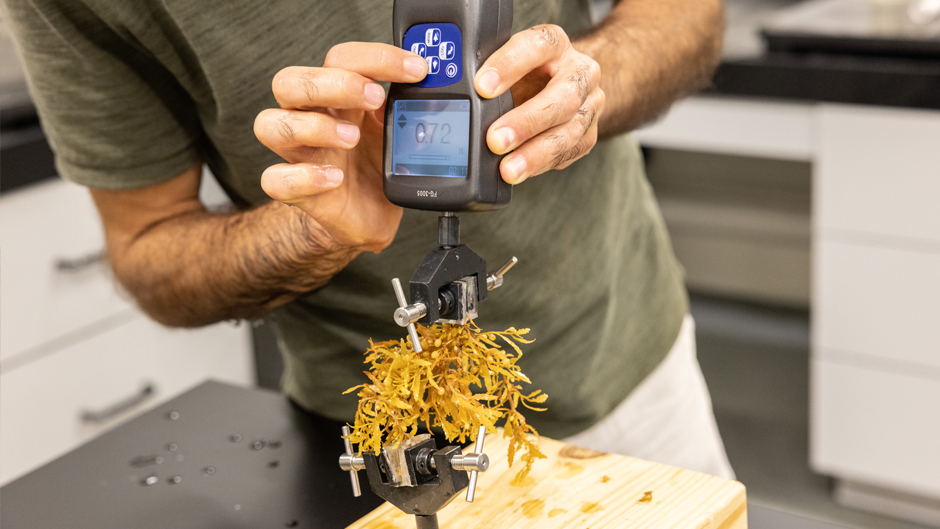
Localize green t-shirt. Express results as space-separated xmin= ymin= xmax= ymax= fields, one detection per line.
xmin=4 ymin=0 xmax=688 ymax=439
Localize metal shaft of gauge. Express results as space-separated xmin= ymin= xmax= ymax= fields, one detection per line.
xmin=341 ymin=1 xmax=518 ymax=528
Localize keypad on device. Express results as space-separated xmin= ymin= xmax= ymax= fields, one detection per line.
xmin=403 ymin=23 xmax=463 ymax=88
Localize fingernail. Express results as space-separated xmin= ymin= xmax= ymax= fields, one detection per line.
xmin=364 ymin=83 xmax=385 ymax=107
xmin=325 ymin=167 xmax=344 ymax=185
xmin=504 ymin=155 xmax=527 ymax=183
xmin=336 ymin=123 xmax=360 ymax=145
xmin=477 ymin=69 xmax=500 ymax=97
xmin=404 ymin=56 xmax=427 ymax=79
xmin=493 ymin=127 xmax=516 ymax=152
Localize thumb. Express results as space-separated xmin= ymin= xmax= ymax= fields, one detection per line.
xmin=261 ymin=163 xmax=344 ymax=206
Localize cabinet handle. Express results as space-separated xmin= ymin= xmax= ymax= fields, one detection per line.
xmin=55 ymin=250 xmax=106 ymax=272
xmin=80 ymin=383 xmax=155 ymax=423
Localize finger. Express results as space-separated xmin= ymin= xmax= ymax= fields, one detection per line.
xmin=499 ymin=90 xmax=603 ymax=184
xmin=487 ymin=57 xmax=600 ymax=154
xmin=474 ymin=25 xmax=570 ymax=99
xmin=254 ymin=109 xmax=360 ymax=159
xmin=323 ymin=42 xmax=428 ymax=83
xmin=554 ymin=121 xmax=599 ymax=171
xmin=273 ymin=67 xmax=388 ymax=111
xmin=261 ymin=163 xmax=344 ymax=203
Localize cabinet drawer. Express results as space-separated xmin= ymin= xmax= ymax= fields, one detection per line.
xmin=811 ymin=358 xmax=940 ymax=499
xmin=0 ymin=179 xmax=131 ymax=362
xmin=635 ymin=96 xmax=815 ymax=161
xmin=814 ymin=239 xmax=940 ymax=369
xmin=0 ymin=316 xmax=253 ymax=486
xmin=816 ymin=104 xmax=940 ymax=243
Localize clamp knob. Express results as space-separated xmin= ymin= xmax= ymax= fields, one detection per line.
xmin=339 ymin=426 xmax=365 ymax=497
xmin=394 ymin=303 xmax=428 ymax=327
xmin=450 ymin=453 xmax=489 ymax=472
xmin=486 ymin=257 xmax=518 ymax=291
xmin=392 ymin=278 xmax=424 ymax=353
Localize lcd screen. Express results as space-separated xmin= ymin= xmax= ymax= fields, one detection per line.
xmin=392 ymin=99 xmax=470 ymax=177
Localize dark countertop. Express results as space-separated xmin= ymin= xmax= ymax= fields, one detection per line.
xmin=713 ymin=0 xmax=940 ymax=109
xmin=713 ymin=52 xmax=940 ymax=110
xmin=0 ymin=381 xmax=386 ymax=529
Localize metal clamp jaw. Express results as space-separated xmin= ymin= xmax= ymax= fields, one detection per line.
xmin=338 ymin=427 xmax=490 ymax=528
xmin=391 ymin=213 xmax=518 ymax=353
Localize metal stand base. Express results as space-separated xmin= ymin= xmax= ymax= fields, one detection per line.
xmin=415 ymin=513 xmax=440 ymax=529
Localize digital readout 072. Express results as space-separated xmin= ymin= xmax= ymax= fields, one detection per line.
xmin=391 ymin=99 xmax=470 ymax=178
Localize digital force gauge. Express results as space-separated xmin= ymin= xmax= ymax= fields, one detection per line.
xmin=383 ymin=0 xmax=514 ymax=212
xmin=338 ymin=4 xmax=518 ymax=526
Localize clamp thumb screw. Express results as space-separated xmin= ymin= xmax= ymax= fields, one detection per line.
xmin=392 ymin=278 xmax=423 ymax=352
xmin=339 ymin=426 xmax=365 ymax=497
xmin=466 ymin=426 xmax=488 ymax=502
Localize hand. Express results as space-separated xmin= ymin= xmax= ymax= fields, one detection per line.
xmin=474 ymin=25 xmax=605 ymax=184
xmin=254 ymin=43 xmax=428 ymax=253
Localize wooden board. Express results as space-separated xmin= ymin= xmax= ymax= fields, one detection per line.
xmin=348 ymin=433 xmax=747 ymax=529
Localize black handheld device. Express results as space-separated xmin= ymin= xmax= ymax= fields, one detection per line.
xmin=383 ymin=0 xmax=514 ymax=212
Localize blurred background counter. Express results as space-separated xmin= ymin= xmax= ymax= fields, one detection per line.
xmin=637 ymin=0 xmax=940 ymax=527
xmin=2 ymin=1 xmax=939 ymax=528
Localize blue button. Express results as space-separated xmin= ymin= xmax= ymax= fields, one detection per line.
xmin=425 ymin=28 xmax=441 ymax=46
xmin=427 ymin=56 xmax=440 ymax=74
xmin=410 ymin=43 xmax=426 ymax=57
xmin=439 ymin=41 xmax=455 ymax=60
xmin=403 ymin=23 xmax=462 ymax=88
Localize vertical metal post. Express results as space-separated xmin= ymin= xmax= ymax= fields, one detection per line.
xmin=438 ymin=212 xmax=460 ymax=247
xmin=415 ymin=514 xmax=440 ymax=529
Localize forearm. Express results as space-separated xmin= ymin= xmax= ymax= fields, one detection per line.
xmin=104 ymin=199 xmax=358 ymax=327
xmin=574 ymin=0 xmax=724 ymax=137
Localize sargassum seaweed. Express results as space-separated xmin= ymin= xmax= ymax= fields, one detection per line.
xmin=344 ymin=321 xmax=547 ymax=484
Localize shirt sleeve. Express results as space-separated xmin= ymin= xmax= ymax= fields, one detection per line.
xmin=1 ymin=0 xmax=201 ymax=189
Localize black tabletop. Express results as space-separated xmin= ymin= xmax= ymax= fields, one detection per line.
xmin=713 ymin=52 xmax=940 ymax=110
xmin=713 ymin=0 xmax=940 ymax=110
xmin=0 ymin=381 xmax=385 ymax=529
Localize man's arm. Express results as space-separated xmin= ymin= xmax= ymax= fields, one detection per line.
xmin=472 ymin=0 xmax=724 ymax=184
xmin=91 ymin=164 xmax=358 ymax=327
xmin=574 ymin=0 xmax=725 ymax=137
xmin=89 ymin=43 xmax=428 ymax=328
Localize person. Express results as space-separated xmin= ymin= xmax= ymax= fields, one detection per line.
xmin=3 ymin=0 xmax=733 ymax=478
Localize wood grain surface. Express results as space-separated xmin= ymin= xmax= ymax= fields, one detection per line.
xmin=347 ymin=433 xmax=747 ymax=528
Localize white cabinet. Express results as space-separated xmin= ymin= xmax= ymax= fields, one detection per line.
xmin=639 ymin=97 xmax=940 ymax=522
xmin=0 ymin=177 xmax=255 ymax=486
xmin=811 ymin=358 xmax=940 ymax=499
xmin=635 ymin=97 xmax=815 ymax=161
xmin=816 ymin=105 xmax=940 ymax=244
xmin=815 ymin=240 xmax=940 ymax=370
xmin=811 ymin=106 xmax=940 ymax=521
xmin=0 ymin=179 xmax=132 ymax=363
xmin=0 ymin=316 xmax=252 ymax=485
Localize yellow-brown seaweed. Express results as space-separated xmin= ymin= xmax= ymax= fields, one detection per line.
xmin=344 ymin=321 xmax=547 ymax=484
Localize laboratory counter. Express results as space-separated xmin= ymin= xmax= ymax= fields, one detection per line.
xmin=0 ymin=381 xmax=748 ymax=529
